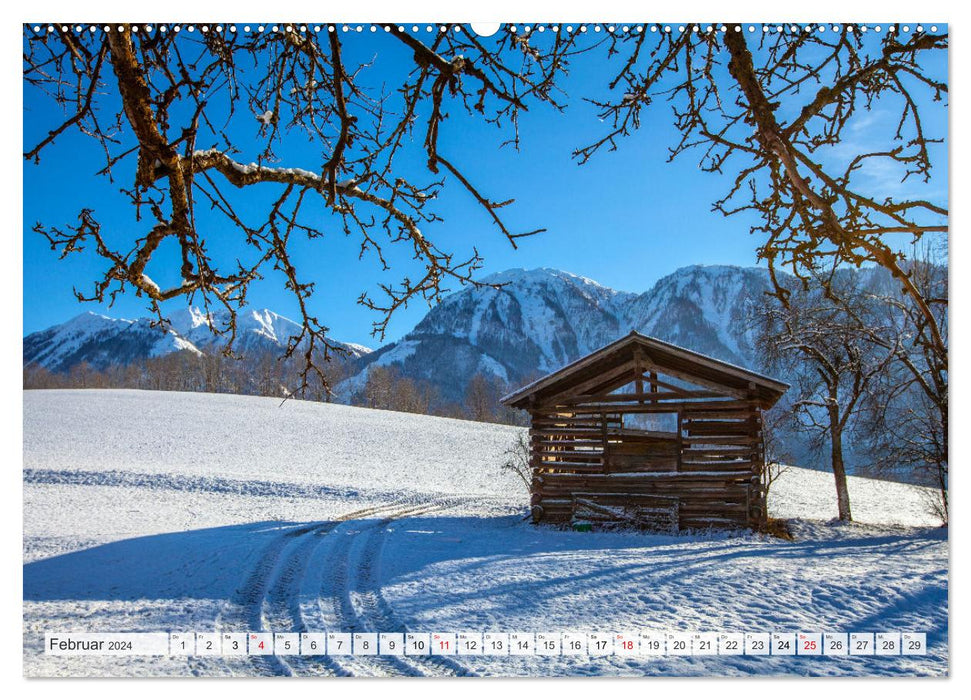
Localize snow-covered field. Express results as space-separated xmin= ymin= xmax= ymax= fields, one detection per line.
xmin=23 ymin=389 xmax=948 ymax=677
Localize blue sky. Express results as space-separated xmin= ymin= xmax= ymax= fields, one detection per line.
xmin=22 ymin=26 xmax=948 ymax=348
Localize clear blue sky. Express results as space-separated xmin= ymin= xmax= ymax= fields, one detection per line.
xmin=22 ymin=26 xmax=948 ymax=348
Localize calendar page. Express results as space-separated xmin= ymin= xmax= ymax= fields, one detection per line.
xmin=21 ymin=2 xmax=949 ymax=682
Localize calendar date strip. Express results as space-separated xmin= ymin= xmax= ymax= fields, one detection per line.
xmin=44 ymin=631 xmax=928 ymax=657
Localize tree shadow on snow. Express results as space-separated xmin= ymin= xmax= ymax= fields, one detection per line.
xmin=23 ymin=512 xmax=947 ymax=642
xmin=375 ymin=514 xmax=948 ymax=647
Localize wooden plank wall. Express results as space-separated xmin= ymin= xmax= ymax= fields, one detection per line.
xmin=679 ymin=403 xmax=764 ymax=528
xmin=529 ymin=400 xmax=765 ymax=530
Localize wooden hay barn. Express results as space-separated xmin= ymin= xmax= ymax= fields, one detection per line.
xmin=500 ymin=331 xmax=789 ymax=532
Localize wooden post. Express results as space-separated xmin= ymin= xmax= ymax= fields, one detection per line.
xmin=754 ymin=405 xmax=767 ymax=527
xmin=676 ymin=410 xmax=683 ymax=472
xmin=600 ymin=411 xmax=609 ymax=472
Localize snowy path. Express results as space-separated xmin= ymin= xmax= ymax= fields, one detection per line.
xmin=294 ymin=501 xmax=474 ymax=677
xmin=210 ymin=500 xmax=476 ymax=678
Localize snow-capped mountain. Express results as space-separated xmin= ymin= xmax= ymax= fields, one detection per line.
xmin=164 ymin=307 xmax=373 ymax=358
xmin=23 ymin=312 xmax=201 ymax=373
xmin=24 ymin=307 xmax=371 ymax=373
xmin=337 ymin=265 xmax=779 ymax=403
xmin=415 ymin=268 xmax=637 ymax=373
xmin=624 ymin=265 xmax=773 ymax=367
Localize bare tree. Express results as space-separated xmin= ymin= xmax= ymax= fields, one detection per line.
xmin=500 ymin=430 xmax=532 ymax=495
xmin=583 ymin=24 xmax=947 ymax=365
xmin=856 ymin=245 xmax=948 ymax=522
xmin=24 ymin=364 xmax=58 ymax=389
xmin=759 ymin=402 xmax=796 ymax=512
xmin=358 ymin=364 xmax=434 ymax=414
xmin=576 ymin=19 xmax=948 ymax=518
xmin=67 ymin=361 xmax=96 ymax=388
xmin=24 ymin=23 xmax=583 ymax=393
xmin=464 ymin=372 xmax=502 ymax=422
xmin=362 ymin=365 xmax=395 ymax=410
xmin=760 ymin=273 xmax=897 ymax=521
xmin=24 ymin=24 xmax=948 ymax=425
xmin=390 ymin=372 xmax=436 ymax=414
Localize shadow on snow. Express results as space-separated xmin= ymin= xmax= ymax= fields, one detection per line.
xmin=22 ymin=515 xmax=947 ymax=676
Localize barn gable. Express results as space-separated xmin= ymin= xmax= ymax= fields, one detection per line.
xmin=500 ymin=331 xmax=789 ymax=531
xmin=501 ymin=331 xmax=788 ymax=411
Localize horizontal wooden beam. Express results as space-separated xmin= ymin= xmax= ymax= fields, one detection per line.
xmin=566 ymin=399 xmax=756 ymax=415
xmin=562 ymin=390 xmax=723 ymax=405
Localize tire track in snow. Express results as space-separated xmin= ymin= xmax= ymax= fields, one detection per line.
xmin=340 ymin=503 xmax=453 ymax=677
xmin=258 ymin=520 xmax=346 ymax=677
xmin=23 ymin=467 xmax=411 ymax=504
xmin=295 ymin=500 xmax=475 ymax=677
xmin=298 ymin=503 xmax=443 ymax=676
xmin=207 ymin=500 xmax=470 ymax=677
xmin=213 ymin=502 xmax=408 ymax=677
xmin=253 ymin=501 xmax=428 ymax=677
xmin=348 ymin=506 xmax=477 ymax=677
xmin=225 ymin=522 xmax=326 ymax=676
xmin=248 ymin=522 xmax=331 ymax=676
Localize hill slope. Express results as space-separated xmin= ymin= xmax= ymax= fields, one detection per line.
xmin=23 ymin=389 xmax=939 ymax=527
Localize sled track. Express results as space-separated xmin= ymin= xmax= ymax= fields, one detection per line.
xmin=220 ymin=499 xmax=473 ymax=677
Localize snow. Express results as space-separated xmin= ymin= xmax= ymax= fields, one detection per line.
xmin=148 ymin=329 xmax=202 ymax=358
xmin=335 ymin=266 xmax=643 ymax=397
xmin=768 ymin=466 xmax=938 ymax=527
xmin=166 ymin=305 xmax=211 ymax=332
xmin=336 ymin=265 xmax=787 ymax=403
xmin=23 ymin=390 xmax=947 ymax=677
xmin=24 ymin=312 xmax=206 ymax=371
xmin=625 ymin=264 xmax=772 ymax=364
xmin=379 ymin=516 xmax=945 ymax=677
xmin=23 ymin=390 xmax=518 ymax=498
xmin=477 ymin=353 xmax=509 ymax=382
xmin=276 ymin=166 xmax=319 ymax=180
xmin=371 ymin=339 xmax=420 ymax=367
xmin=471 ymin=268 xmax=637 ymax=371
xmin=35 ymin=312 xmax=128 ymax=356
xmin=139 ymin=274 xmax=160 ymax=293
xmin=152 ymin=306 xmax=370 ymax=359
xmin=245 ymin=309 xmax=287 ymax=342
xmin=335 ymin=340 xmax=422 ymax=398
xmin=191 ymin=152 xmax=325 ymax=183
xmin=341 ymin=341 xmax=373 ymax=357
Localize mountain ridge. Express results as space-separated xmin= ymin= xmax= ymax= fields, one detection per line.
xmin=23 ymin=306 xmax=372 ymax=373
xmin=334 ymin=263 xmax=781 ymax=404
xmin=24 ymin=264 xmax=788 ymax=396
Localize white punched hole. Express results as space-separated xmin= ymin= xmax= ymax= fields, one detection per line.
xmin=34 ymin=20 xmax=935 ymax=40
xmin=470 ymin=23 xmax=502 ymax=37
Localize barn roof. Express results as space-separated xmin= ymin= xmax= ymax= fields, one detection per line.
xmin=500 ymin=330 xmax=789 ymax=410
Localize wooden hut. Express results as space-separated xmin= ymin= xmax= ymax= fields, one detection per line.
xmin=500 ymin=331 xmax=789 ymax=532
